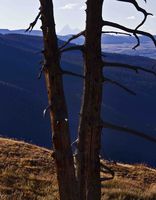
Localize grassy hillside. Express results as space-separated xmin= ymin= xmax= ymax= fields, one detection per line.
xmin=0 ymin=138 xmax=156 ymax=200
xmin=0 ymin=138 xmax=58 ymax=200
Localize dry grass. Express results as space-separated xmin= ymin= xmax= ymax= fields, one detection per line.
xmin=0 ymin=137 xmax=156 ymax=200
xmin=0 ymin=138 xmax=58 ymax=200
xmin=101 ymin=160 xmax=156 ymax=200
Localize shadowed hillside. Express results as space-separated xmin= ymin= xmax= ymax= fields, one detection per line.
xmin=0 ymin=138 xmax=156 ymax=200
xmin=0 ymin=34 xmax=156 ymax=166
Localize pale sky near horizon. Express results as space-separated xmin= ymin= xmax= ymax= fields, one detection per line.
xmin=0 ymin=0 xmax=156 ymax=34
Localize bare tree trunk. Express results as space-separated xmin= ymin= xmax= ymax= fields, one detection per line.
xmin=77 ymin=0 xmax=104 ymax=200
xmin=39 ymin=1 xmax=78 ymax=200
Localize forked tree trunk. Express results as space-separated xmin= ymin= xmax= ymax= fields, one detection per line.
xmin=39 ymin=1 xmax=78 ymax=200
xmin=77 ymin=0 xmax=104 ymax=200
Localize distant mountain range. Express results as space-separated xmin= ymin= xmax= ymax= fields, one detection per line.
xmin=0 ymin=25 xmax=81 ymax=37
xmin=0 ymin=33 xmax=156 ymax=166
xmin=0 ymin=28 xmax=155 ymax=59
xmin=0 ymin=29 xmax=42 ymax=36
xmin=59 ymin=34 xmax=156 ymax=59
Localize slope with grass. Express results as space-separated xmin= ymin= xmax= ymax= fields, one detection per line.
xmin=0 ymin=138 xmax=156 ymax=200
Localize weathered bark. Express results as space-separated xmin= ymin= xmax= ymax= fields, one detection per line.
xmin=77 ymin=0 xmax=104 ymax=200
xmin=39 ymin=1 xmax=78 ymax=200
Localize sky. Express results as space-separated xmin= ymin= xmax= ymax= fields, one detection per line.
xmin=0 ymin=0 xmax=156 ymax=34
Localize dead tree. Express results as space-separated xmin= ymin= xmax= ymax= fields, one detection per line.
xmin=27 ymin=1 xmax=78 ymax=200
xmin=76 ymin=0 xmax=104 ymax=200
xmin=76 ymin=0 xmax=156 ymax=200
xmin=28 ymin=0 xmax=156 ymax=200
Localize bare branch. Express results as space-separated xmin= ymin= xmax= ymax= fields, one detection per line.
xmin=102 ymin=31 xmax=131 ymax=36
xmin=104 ymin=0 xmax=152 ymax=49
xmin=117 ymin=0 xmax=152 ymax=31
xmin=128 ymin=0 xmax=153 ymax=49
xmin=132 ymin=33 xmax=140 ymax=49
xmin=26 ymin=12 xmax=41 ymax=32
xmin=102 ymin=121 xmax=156 ymax=143
xmin=103 ymin=61 xmax=156 ymax=76
xmin=100 ymin=177 xmax=114 ymax=181
xmin=117 ymin=0 xmax=152 ymax=20
xmin=71 ymin=139 xmax=78 ymax=147
xmin=103 ymin=77 xmax=136 ymax=95
xmin=103 ymin=21 xmax=156 ymax=47
xmin=62 ymin=70 xmax=84 ymax=79
xmin=59 ymin=31 xmax=85 ymax=50
xmin=100 ymin=162 xmax=115 ymax=177
xmin=43 ymin=104 xmax=52 ymax=118
xmin=103 ymin=61 xmax=137 ymax=73
xmin=60 ymin=45 xmax=84 ymax=53
xmin=38 ymin=64 xmax=45 ymax=79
